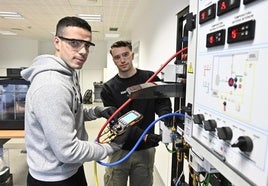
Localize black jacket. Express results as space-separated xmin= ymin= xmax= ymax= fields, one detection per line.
xmin=100 ymin=69 xmax=172 ymax=150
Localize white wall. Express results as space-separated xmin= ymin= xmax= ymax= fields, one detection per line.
xmin=0 ymin=38 xmax=108 ymax=96
xmin=0 ymin=38 xmax=38 ymax=75
xmin=38 ymin=40 xmax=55 ymax=55
xmin=131 ymin=0 xmax=188 ymax=70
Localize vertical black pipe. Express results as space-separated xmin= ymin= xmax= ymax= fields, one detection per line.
xmin=171 ymin=6 xmax=189 ymax=186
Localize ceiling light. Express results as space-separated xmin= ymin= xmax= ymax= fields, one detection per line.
xmin=77 ymin=14 xmax=102 ymax=22
xmin=0 ymin=30 xmax=17 ymax=35
xmin=11 ymin=28 xmax=23 ymax=31
xmin=105 ymin=33 xmax=120 ymax=38
xmin=0 ymin=11 xmax=24 ymax=19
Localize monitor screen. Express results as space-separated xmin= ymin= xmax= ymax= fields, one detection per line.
xmin=0 ymin=78 xmax=30 ymax=130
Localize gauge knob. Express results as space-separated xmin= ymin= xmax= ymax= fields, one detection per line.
xmin=217 ymin=127 xmax=233 ymax=140
xmin=203 ymin=119 xmax=217 ymax=131
xmin=231 ymin=136 xmax=253 ymax=152
xmin=114 ymin=125 xmax=122 ymax=131
xmin=193 ymin=114 xmax=205 ymax=125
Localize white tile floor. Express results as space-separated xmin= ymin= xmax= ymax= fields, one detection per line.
xmin=3 ymin=114 xmax=164 ymax=186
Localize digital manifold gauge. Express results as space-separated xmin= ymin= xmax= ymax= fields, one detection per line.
xmin=109 ymin=110 xmax=143 ymax=135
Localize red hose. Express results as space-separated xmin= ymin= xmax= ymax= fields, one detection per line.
xmin=96 ymin=47 xmax=188 ymax=143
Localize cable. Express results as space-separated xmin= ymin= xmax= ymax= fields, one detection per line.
xmin=97 ymin=112 xmax=185 ymax=166
xmin=165 ymin=143 xmax=177 ymax=153
xmin=175 ymin=171 xmax=184 ymax=186
xmin=145 ymin=48 xmax=188 ymax=83
xmin=203 ymin=173 xmax=210 ymax=186
xmin=94 ymin=160 xmax=99 ymax=186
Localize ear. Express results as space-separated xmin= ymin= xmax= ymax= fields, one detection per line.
xmin=54 ymin=36 xmax=60 ymax=51
xmin=131 ymin=52 xmax=134 ymax=60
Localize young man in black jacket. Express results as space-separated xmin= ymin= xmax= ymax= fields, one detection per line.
xmin=101 ymin=40 xmax=172 ymax=186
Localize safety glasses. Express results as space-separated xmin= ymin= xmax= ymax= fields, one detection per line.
xmin=112 ymin=52 xmax=132 ymax=61
xmin=57 ymin=36 xmax=95 ymax=51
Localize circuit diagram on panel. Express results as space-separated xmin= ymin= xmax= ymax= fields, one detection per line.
xmin=197 ymin=50 xmax=257 ymax=123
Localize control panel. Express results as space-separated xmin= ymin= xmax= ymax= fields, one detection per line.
xmin=189 ymin=0 xmax=268 ymax=185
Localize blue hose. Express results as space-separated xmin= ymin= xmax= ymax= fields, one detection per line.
xmin=97 ymin=112 xmax=185 ymax=166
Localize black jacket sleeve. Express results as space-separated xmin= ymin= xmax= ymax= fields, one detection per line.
xmin=155 ymin=98 xmax=172 ymax=116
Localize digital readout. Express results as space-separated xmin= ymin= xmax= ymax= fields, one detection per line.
xmin=120 ymin=112 xmax=139 ymax=125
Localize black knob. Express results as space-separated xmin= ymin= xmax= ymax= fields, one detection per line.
xmin=203 ymin=119 xmax=217 ymax=131
xmin=193 ymin=114 xmax=205 ymax=125
xmin=231 ymin=136 xmax=253 ymax=152
xmin=114 ymin=124 xmax=122 ymax=131
xmin=217 ymin=127 xmax=233 ymax=140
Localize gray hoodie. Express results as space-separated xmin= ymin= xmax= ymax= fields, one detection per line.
xmin=21 ymin=54 xmax=114 ymax=182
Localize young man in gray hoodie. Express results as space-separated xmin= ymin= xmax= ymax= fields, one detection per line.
xmin=21 ymin=16 xmax=127 ymax=186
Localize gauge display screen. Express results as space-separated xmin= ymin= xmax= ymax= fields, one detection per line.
xmin=120 ymin=112 xmax=140 ymax=125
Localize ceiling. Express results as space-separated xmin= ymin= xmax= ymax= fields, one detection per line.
xmin=0 ymin=0 xmax=140 ymax=42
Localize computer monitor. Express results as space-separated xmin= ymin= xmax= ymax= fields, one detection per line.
xmin=0 ymin=78 xmax=30 ymax=130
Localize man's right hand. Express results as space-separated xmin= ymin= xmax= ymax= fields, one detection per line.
xmin=93 ymin=106 xmax=117 ymax=119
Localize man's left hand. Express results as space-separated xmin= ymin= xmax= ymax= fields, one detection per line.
xmin=145 ymin=134 xmax=162 ymax=145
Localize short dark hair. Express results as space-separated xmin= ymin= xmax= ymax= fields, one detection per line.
xmin=55 ymin=16 xmax=92 ymax=36
xmin=110 ymin=40 xmax=132 ymax=55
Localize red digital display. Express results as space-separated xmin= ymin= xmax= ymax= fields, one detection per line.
xmin=206 ymin=29 xmax=226 ymax=48
xmin=201 ymin=11 xmax=207 ymax=20
xmin=227 ymin=20 xmax=255 ymax=43
xmin=220 ymin=1 xmax=227 ymax=11
xmin=217 ymin=0 xmax=240 ymax=16
xmin=231 ymin=28 xmax=238 ymax=39
xmin=209 ymin=35 xmax=215 ymax=44
xmin=199 ymin=4 xmax=216 ymax=24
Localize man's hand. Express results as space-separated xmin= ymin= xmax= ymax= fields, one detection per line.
xmin=144 ymin=134 xmax=162 ymax=146
xmin=94 ymin=106 xmax=117 ymax=119
xmin=162 ymin=117 xmax=172 ymax=127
